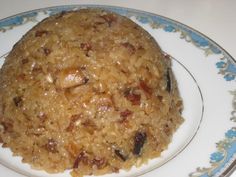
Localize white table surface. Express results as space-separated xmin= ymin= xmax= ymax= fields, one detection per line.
xmin=0 ymin=0 xmax=236 ymax=177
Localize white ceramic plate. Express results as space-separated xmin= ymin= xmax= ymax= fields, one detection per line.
xmin=0 ymin=5 xmax=235 ymax=177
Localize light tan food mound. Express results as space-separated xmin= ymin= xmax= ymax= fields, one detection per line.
xmin=0 ymin=9 xmax=183 ymax=177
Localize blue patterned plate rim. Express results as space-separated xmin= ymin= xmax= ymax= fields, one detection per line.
xmin=0 ymin=4 xmax=236 ymax=177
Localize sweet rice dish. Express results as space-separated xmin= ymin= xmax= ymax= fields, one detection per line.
xmin=0 ymin=9 xmax=184 ymax=177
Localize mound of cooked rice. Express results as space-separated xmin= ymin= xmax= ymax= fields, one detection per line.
xmin=0 ymin=9 xmax=183 ymax=177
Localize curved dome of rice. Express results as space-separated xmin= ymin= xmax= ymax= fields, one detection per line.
xmin=0 ymin=9 xmax=183 ymax=177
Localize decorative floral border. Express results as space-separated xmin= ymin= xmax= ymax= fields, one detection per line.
xmin=189 ymin=91 xmax=236 ymax=177
xmin=0 ymin=5 xmax=235 ymax=82
xmin=0 ymin=5 xmax=235 ymax=177
xmin=0 ymin=11 xmax=38 ymax=32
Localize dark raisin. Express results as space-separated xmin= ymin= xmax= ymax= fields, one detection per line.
xmin=157 ymin=95 xmax=163 ymax=101
xmin=73 ymin=151 xmax=87 ymax=168
xmin=66 ymin=114 xmax=81 ymax=132
xmin=21 ymin=58 xmax=29 ymax=64
xmin=45 ymin=139 xmax=58 ymax=153
xmin=137 ymin=45 xmax=145 ymax=50
xmin=80 ymin=43 xmax=92 ymax=51
xmin=82 ymin=119 xmax=97 ymax=134
xmin=80 ymin=43 xmax=92 ymax=57
xmin=120 ymin=109 xmax=132 ymax=119
xmin=121 ymin=42 xmax=136 ymax=54
xmin=1 ymin=122 xmax=13 ymax=132
xmin=139 ymin=81 xmax=152 ymax=95
xmin=92 ymin=157 xmax=107 ymax=169
xmin=35 ymin=30 xmax=48 ymax=37
xmin=43 ymin=48 xmax=51 ymax=56
xmin=80 ymin=66 xmax=86 ymax=70
xmin=16 ymin=74 xmax=26 ymax=81
xmin=166 ymin=69 xmax=171 ymax=93
xmin=164 ymin=53 xmax=171 ymax=59
xmin=124 ymin=89 xmax=141 ymax=105
xmin=13 ymin=96 xmax=23 ymax=107
xmin=164 ymin=124 xmax=171 ymax=136
xmin=100 ymin=14 xmax=117 ymax=27
xmin=115 ymin=149 xmax=127 ymax=161
xmin=133 ymin=131 xmax=147 ymax=155
xmin=123 ymin=88 xmax=131 ymax=97
xmin=83 ymin=77 xmax=89 ymax=84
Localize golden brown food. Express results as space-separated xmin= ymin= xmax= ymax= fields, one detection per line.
xmin=0 ymin=9 xmax=183 ymax=177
